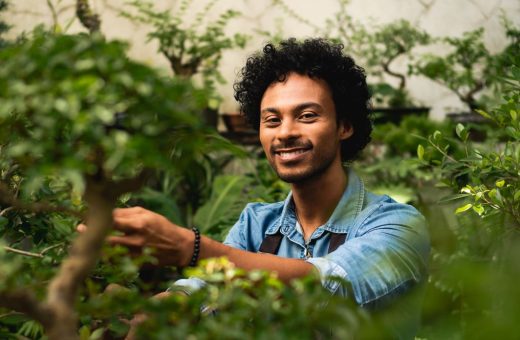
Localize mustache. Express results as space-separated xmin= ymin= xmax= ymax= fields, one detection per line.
xmin=271 ymin=140 xmax=313 ymax=153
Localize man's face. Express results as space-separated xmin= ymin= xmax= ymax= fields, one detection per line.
xmin=259 ymin=72 xmax=353 ymax=183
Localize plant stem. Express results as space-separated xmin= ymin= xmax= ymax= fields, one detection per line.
xmin=3 ymin=246 xmax=44 ymax=258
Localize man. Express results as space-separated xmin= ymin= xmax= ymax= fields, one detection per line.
xmin=101 ymin=38 xmax=429 ymax=338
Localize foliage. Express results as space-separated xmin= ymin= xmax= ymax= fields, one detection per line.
xmin=418 ymin=63 xmax=520 ymax=227
xmin=354 ymin=20 xmax=430 ymax=107
xmin=0 ymin=31 xmax=210 ymax=189
xmin=0 ymin=0 xmax=9 ymax=49
xmin=0 ymin=29 xmax=218 ymax=338
xmin=193 ymin=157 xmax=290 ymax=240
xmin=412 ymin=28 xmax=495 ymax=111
xmin=372 ymin=115 xmax=455 ymax=156
xmin=322 ymin=2 xmax=429 ymax=107
xmin=356 ymin=116 xmax=457 ymax=204
xmin=87 ymin=257 xmax=379 ymax=339
xmin=121 ymin=0 xmax=248 ymax=106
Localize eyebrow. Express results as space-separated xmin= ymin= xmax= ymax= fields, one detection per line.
xmin=260 ymin=102 xmax=323 ymax=116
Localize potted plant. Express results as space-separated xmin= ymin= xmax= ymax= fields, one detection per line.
xmin=322 ymin=3 xmax=431 ymax=123
xmin=121 ymin=0 xmax=248 ymax=128
xmin=412 ymin=28 xmax=493 ymax=115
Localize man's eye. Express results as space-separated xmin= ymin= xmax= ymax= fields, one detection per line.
xmin=299 ymin=112 xmax=317 ymax=120
xmin=264 ymin=117 xmax=281 ymax=125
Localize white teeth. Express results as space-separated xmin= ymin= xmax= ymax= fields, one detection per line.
xmin=278 ymin=149 xmax=307 ymax=159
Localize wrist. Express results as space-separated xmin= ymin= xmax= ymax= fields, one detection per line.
xmin=178 ymin=226 xmax=195 ymax=267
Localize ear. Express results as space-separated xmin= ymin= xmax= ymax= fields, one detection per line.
xmin=338 ymin=120 xmax=354 ymax=140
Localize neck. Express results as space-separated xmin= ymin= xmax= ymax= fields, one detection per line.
xmin=291 ymin=160 xmax=348 ymax=239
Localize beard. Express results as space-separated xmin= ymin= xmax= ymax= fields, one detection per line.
xmin=269 ymin=145 xmax=338 ymax=184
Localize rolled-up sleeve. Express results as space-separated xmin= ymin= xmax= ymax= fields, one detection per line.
xmin=307 ymin=202 xmax=429 ymax=305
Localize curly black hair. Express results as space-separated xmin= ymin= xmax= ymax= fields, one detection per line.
xmin=233 ymin=38 xmax=372 ymax=162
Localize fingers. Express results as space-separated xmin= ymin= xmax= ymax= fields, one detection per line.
xmin=113 ymin=206 xmax=148 ymax=218
xmin=77 ymin=223 xmax=87 ymax=233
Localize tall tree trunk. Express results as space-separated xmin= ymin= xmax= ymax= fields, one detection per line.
xmin=46 ymin=179 xmax=116 ymax=340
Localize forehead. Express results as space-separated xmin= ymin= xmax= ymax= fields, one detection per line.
xmin=260 ymin=73 xmax=334 ymax=111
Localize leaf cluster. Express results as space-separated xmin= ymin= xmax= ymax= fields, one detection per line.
xmin=121 ymin=0 xmax=247 ymax=104
xmin=132 ymin=258 xmax=372 ymax=339
xmin=0 ymin=30 xmax=209 ymax=195
xmin=418 ymin=62 xmax=520 ymax=227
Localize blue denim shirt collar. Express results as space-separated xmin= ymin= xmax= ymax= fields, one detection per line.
xmin=265 ymin=168 xmax=365 ymax=238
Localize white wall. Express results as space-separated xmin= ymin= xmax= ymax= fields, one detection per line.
xmin=5 ymin=0 xmax=520 ymax=120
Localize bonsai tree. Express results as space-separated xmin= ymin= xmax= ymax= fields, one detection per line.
xmin=355 ymin=20 xmax=430 ymax=108
xmin=0 ymin=30 xmax=210 ymax=339
xmin=323 ymin=1 xmax=430 ymax=107
xmin=121 ymin=0 xmax=247 ymax=110
xmin=412 ymin=28 xmax=494 ymax=111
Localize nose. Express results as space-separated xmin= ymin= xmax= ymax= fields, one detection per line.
xmin=277 ymin=118 xmax=301 ymax=141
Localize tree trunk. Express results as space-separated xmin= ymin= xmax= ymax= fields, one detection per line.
xmin=46 ymin=179 xmax=116 ymax=340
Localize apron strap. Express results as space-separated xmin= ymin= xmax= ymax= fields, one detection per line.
xmin=258 ymin=232 xmax=283 ymax=254
xmin=328 ymin=233 xmax=347 ymax=253
xmin=259 ymin=231 xmax=346 ymax=255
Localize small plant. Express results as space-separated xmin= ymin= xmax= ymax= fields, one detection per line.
xmin=121 ymin=0 xmax=247 ymax=107
xmin=354 ymin=20 xmax=430 ymax=107
xmin=323 ymin=2 xmax=429 ymax=107
xmin=413 ymin=28 xmax=495 ymax=111
xmin=418 ymin=60 xmax=520 ymax=227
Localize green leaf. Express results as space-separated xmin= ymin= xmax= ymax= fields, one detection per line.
xmin=475 ymin=109 xmax=492 ymax=120
xmin=194 ymin=175 xmax=251 ymax=234
xmin=417 ymin=144 xmax=424 ymax=161
xmin=514 ymin=190 xmax=520 ymax=202
xmin=455 ymin=123 xmax=468 ymax=141
xmin=455 ymin=203 xmax=473 ymax=214
xmin=89 ymin=327 xmax=104 ymax=340
xmin=510 ymin=109 xmax=518 ymax=121
xmin=495 ymin=179 xmax=505 ymax=188
xmin=437 ymin=194 xmax=471 ymax=203
xmin=0 ymin=216 xmax=8 ymax=228
xmin=472 ymin=204 xmax=485 ymax=215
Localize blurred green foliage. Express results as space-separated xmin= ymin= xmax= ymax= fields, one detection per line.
xmin=0 ymin=0 xmax=9 ymax=49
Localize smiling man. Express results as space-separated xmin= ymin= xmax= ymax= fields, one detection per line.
xmin=105 ymin=38 xmax=430 ymax=338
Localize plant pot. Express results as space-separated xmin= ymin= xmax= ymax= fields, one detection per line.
xmin=446 ymin=111 xmax=489 ymax=141
xmin=221 ymin=113 xmax=252 ymax=132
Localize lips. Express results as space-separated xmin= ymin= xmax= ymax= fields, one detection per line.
xmin=273 ymin=146 xmax=312 ymax=162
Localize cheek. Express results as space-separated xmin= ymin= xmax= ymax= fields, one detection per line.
xmin=259 ymin=130 xmax=271 ymax=154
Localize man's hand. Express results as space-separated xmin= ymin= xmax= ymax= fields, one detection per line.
xmin=78 ymin=206 xmax=314 ymax=282
xmin=78 ymin=207 xmax=195 ymax=267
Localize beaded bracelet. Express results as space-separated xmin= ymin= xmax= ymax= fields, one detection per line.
xmin=189 ymin=227 xmax=201 ymax=267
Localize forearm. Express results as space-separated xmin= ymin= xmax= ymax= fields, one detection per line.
xmin=202 ymin=236 xmax=314 ymax=282
xmin=106 ymin=207 xmax=314 ymax=283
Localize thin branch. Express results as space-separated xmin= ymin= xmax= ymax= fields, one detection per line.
xmin=45 ymin=0 xmax=59 ymax=30
xmin=41 ymin=243 xmax=64 ymax=255
xmin=3 ymin=246 xmax=44 ymax=258
xmin=0 ymin=206 xmax=14 ymax=216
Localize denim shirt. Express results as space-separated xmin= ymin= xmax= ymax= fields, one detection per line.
xmin=175 ymin=170 xmax=430 ymax=338
xmin=223 ymin=169 xmax=430 ymax=306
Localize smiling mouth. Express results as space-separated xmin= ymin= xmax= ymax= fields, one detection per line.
xmin=274 ymin=147 xmax=311 ymax=161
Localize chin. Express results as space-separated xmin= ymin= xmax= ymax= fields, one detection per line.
xmin=277 ymin=170 xmax=315 ymax=184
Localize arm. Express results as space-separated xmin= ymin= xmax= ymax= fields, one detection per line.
xmin=107 ymin=207 xmax=313 ymax=283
